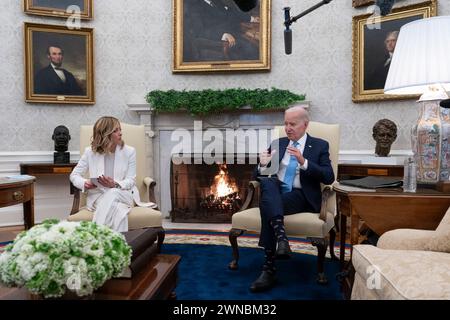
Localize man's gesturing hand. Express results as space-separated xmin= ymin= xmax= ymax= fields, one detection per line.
xmin=260 ymin=149 xmax=277 ymax=167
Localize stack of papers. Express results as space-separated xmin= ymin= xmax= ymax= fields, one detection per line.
xmin=340 ymin=176 xmax=403 ymax=189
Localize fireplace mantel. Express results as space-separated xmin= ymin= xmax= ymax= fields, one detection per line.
xmin=128 ymin=101 xmax=310 ymax=218
xmin=128 ymin=102 xmax=309 ymax=128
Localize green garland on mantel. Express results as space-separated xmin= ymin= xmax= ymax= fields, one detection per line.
xmin=145 ymin=88 xmax=306 ymax=116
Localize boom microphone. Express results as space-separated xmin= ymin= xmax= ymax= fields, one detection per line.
xmin=284 ymin=29 xmax=292 ymax=55
xmin=376 ymin=0 xmax=396 ymax=16
xmin=233 ymin=0 xmax=258 ymax=12
xmin=284 ymin=7 xmax=292 ymax=55
xmin=283 ymin=1 xmax=333 ymax=55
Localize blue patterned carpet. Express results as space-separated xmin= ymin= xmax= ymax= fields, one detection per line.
xmin=163 ymin=242 xmax=343 ymax=300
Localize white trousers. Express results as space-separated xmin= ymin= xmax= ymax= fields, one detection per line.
xmin=92 ymin=188 xmax=133 ymax=232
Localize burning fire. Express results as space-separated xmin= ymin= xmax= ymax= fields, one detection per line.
xmin=210 ymin=164 xmax=237 ymax=198
xmin=200 ymin=163 xmax=242 ymax=214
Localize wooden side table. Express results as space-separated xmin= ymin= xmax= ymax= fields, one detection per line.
xmin=0 ymin=176 xmax=36 ymax=229
xmin=20 ymin=162 xmax=77 ymax=194
xmin=337 ymin=163 xmax=404 ymax=181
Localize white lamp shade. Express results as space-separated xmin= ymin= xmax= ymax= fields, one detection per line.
xmin=384 ymin=16 xmax=450 ymax=95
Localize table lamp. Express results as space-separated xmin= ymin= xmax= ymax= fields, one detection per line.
xmin=384 ymin=16 xmax=450 ymax=184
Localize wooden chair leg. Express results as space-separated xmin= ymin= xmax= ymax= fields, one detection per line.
xmin=329 ymin=228 xmax=339 ymax=261
xmin=228 ymin=228 xmax=245 ymax=270
xmin=310 ymin=237 xmax=329 ymax=285
xmin=334 ymin=213 xmax=340 ymax=233
xmin=156 ymin=227 xmax=165 ymax=253
xmin=168 ymin=292 xmax=177 ymax=300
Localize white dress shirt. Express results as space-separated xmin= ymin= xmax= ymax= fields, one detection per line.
xmin=51 ymin=63 xmax=66 ymax=83
xmin=384 ymin=52 xmax=393 ymax=67
xmin=277 ymin=134 xmax=309 ymax=189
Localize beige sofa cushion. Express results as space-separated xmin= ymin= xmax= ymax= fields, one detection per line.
xmin=352 ymin=244 xmax=450 ymax=300
xmin=68 ymin=207 xmax=162 ymax=229
xmin=232 ymin=208 xmax=334 ymax=238
xmin=352 ymin=272 xmax=379 ymax=300
xmin=378 ymin=229 xmax=450 ymax=252
xmin=378 ymin=205 xmax=450 ymax=252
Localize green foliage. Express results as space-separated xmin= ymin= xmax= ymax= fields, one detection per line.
xmin=146 ymin=88 xmax=306 ymax=116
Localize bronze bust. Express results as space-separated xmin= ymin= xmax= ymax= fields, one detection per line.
xmin=372 ymin=119 xmax=397 ymax=157
xmin=52 ymin=125 xmax=71 ymax=163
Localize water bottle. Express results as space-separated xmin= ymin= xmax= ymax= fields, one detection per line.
xmin=403 ymin=157 xmax=417 ymax=192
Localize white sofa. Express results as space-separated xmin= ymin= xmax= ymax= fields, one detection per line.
xmin=351 ymin=206 xmax=450 ymax=299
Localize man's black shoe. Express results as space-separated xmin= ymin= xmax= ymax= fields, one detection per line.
xmin=275 ymin=240 xmax=292 ymax=259
xmin=249 ymin=270 xmax=276 ymax=292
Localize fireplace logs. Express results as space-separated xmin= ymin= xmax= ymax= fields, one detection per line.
xmin=170 ymin=159 xmax=255 ymax=223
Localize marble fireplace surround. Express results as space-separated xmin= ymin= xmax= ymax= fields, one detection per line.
xmin=128 ymin=102 xmax=310 ymax=217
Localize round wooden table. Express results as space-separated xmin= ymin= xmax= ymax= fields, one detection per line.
xmin=0 ymin=176 xmax=36 ymax=229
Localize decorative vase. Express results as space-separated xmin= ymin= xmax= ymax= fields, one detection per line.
xmin=440 ymin=107 xmax=450 ymax=181
xmin=413 ymin=101 xmax=442 ymax=184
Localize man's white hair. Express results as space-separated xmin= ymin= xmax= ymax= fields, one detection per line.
xmin=385 ymin=30 xmax=399 ymax=40
xmin=285 ymin=105 xmax=310 ymax=122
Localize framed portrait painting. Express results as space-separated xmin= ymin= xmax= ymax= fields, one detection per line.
xmin=172 ymin=0 xmax=271 ymax=73
xmin=25 ymin=23 xmax=95 ymax=104
xmin=24 ymin=0 xmax=93 ymax=20
xmin=352 ymin=0 xmax=437 ymax=102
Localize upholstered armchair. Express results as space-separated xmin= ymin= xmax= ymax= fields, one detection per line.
xmin=351 ymin=206 xmax=450 ymax=299
xmin=68 ymin=123 xmax=165 ymax=250
xmin=228 ymin=122 xmax=340 ymax=284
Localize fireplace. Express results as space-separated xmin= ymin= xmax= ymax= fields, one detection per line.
xmin=127 ymin=101 xmax=309 ymax=219
xmin=170 ymin=156 xmax=257 ymax=223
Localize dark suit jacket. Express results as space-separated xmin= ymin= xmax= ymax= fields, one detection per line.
xmin=34 ymin=65 xmax=84 ymax=95
xmin=255 ymin=134 xmax=335 ymax=213
xmin=365 ymin=55 xmax=391 ymax=90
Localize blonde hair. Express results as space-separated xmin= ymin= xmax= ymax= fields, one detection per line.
xmin=91 ymin=116 xmax=124 ymax=154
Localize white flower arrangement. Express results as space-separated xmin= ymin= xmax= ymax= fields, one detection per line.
xmin=0 ymin=219 xmax=131 ymax=298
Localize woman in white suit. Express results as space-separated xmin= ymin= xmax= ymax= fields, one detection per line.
xmin=70 ymin=116 xmax=136 ymax=232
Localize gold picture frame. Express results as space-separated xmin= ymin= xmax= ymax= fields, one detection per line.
xmin=25 ymin=23 xmax=95 ymax=104
xmin=24 ymin=0 xmax=93 ymax=20
xmin=353 ymin=0 xmax=374 ymax=8
xmin=352 ymin=0 xmax=437 ymax=103
xmin=172 ymin=0 xmax=271 ymax=73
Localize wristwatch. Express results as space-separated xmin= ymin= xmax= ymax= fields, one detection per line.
xmin=114 ymin=182 xmax=121 ymax=189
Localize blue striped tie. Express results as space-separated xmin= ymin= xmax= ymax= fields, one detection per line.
xmin=281 ymin=141 xmax=299 ymax=193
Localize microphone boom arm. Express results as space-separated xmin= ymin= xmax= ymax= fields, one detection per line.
xmin=284 ymin=0 xmax=333 ymax=27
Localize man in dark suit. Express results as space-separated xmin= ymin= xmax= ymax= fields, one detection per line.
xmin=250 ymin=106 xmax=335 ymax=292
xmin=183 ymin=0 xmax=259 ymax=61
xmin=34 ymin=45 xmax=84 ymax=96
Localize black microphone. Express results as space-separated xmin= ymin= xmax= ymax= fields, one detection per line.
xmin=376 ymin=0 xmax=396 ymax=16
xmin=440 ymin=99 xmax=450 ymax=108
xmin=284 ymin=1 xmax=333 ymax=55
xmin=284 ymin=7 xmax=292 ymax=55
xmin=233 ymin=0 xmax=258 ymax=12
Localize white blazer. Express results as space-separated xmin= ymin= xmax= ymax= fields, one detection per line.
xmin=70 ymin=144 xmax=137 ymax=210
